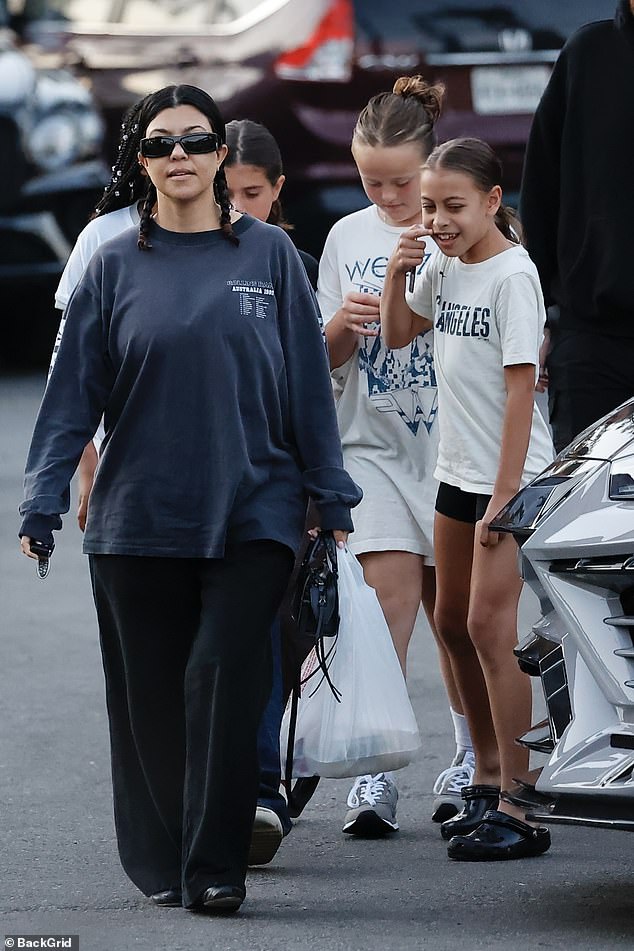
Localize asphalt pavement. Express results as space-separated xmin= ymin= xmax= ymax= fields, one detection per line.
xmin=1 ymin=373 xmax=633 ymax=951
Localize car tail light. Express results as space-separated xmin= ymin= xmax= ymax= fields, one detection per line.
xmin=274 ymin=0 xmax=353 ymax=82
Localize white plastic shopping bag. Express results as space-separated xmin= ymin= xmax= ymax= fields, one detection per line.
xmin=280 ymin=547 xmax=421 ymax=779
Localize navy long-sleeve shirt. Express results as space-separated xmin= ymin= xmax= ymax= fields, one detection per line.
xmin=20 ymin=215 xmax=361 ymax=556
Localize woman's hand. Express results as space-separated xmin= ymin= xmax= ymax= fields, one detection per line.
xmin=332 ymin=530 xmax=348 ymax=550
xmin=20 ymin=536 xmax=38 ymax=560
xmin=338 ymin=291 xmax=381 ymax=338
xmin=308 ymin=527 xmax=348 ymax=549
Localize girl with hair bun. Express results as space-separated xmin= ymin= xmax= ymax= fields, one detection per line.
xmin=381 ymin=136 xmax=554 ymax=861
xmin=20 ymin=83 xmax=361 ymax=912
xmin=318 ymin=76 xmax=472 ymax=836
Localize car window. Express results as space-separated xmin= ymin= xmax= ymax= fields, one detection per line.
xmin=26 ymin=0 xmax=269 ymax=28
xmin=353 ymin=1 xmax=617 ymax=50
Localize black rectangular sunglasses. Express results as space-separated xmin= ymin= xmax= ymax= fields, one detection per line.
xmin=139 ymin=132 xmax=220 ymax=158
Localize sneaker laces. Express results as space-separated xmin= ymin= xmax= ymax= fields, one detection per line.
xmin=347 ymin=774 xmax=389 ymax=808
xmin=433 ymin=752 xmax=475 ymax=796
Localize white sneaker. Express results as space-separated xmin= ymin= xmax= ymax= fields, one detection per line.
xmin=342 ymin=773 xmax=399 ymax=837
xmin=431 ymin=750 xmax=475 ymax=823
xmin=248 ymin=806 xmax=284 ymax=866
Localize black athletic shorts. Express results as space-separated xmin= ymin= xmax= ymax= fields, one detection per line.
xmin=435 ymin=481 xmax=492 ymax=525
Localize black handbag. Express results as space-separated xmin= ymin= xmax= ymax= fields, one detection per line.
xmin=284 ymin=530 xmax=341 ymax=816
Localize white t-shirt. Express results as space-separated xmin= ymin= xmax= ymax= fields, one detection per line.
xmin=51 ymin=203 xmax=140 ymax=451
xmin=318 ymin=204 xmax=439 ymax=558
xmin=54 ymin=203 xmax=140 ymax=310
xmin=407 ymin=244 xmax=553 ymax=493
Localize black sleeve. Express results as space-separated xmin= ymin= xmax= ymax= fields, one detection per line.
xmin=297 ymin=248 xmax=319 ymax=291
xmin=519 ymin=49 xmax=567 ymax=309
xmin=275 ymin=240 xmax=362 ymax=532
xmin=19 ymin=257 xmax=115 ymax=540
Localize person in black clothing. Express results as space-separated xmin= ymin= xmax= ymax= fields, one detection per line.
xmin=520 ymin=0 xmax=634 ymax=452
xmin=19 ymin=84 xmax=361 ymax=915
xmin=224 ymin=119 xmax=319 ymax=289
xmin=223 ymin=117 xmax=320 ymax=859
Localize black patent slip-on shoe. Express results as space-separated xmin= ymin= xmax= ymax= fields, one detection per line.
xmin=447 ymin=809 xmax=552 ymax=861
xmin=150 ymin=888 xmax=182 ymax=907
xmin=440 ymin=784 xmax=500 ymax=840
xmin=195 ymin=885 xmax=246 ymax=915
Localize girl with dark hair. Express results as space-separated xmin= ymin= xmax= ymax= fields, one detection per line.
xmin=381 ymin=137 xmax=553 ymax=861
xmin=223 ymin=117 xmax=320 ymax=858
xmin=19 ymin=84 xmax=361 ymax=912
xmin=318 ymin=76 xmax=472 ymax=836
xmin=224 ymin=118 xmax=318 ymax=288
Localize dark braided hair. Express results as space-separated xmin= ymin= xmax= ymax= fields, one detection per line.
xmin=135 ymin=84 xmax=238 ymax=250
xmin=91 ymin=97 xmax=149 ymax=220
xmin=224 ymin=119 xmax=290 ymax=229
xmin=213 ymin=165 xmax=239 ymax=245
xmin=137 ymin=181 xmax=157 ymax=251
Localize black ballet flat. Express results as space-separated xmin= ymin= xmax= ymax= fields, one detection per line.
xmin=193 ymin=884 xmax=246 ymax=915
xmin=150 ymin=887 xmax=182 ymax=907
xmin=447 ymin=809 xmax=551 ymax=861
xmin=440 ymin=784 xmax=500 ymax=840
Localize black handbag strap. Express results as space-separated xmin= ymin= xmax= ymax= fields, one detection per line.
xmin=285 ymin=531 xmax=341 ymax=815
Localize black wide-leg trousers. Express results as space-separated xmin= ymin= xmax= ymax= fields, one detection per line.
xmin=89 ymin=540 xmax=294 ymax=907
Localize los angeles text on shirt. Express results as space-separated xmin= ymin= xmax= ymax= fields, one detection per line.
xmin=435 ymin=300 xmax=491 ymax=338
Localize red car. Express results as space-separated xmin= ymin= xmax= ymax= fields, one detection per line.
xmin=25 ymin=0 xmax=615 ymax=255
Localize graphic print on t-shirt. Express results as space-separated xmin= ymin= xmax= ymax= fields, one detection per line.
xmin=346 ymin=252 xmax=437 ymax=436
xmin=435 ymin=297 xmax=491 ymax=338
xmin=226 ymin=279 xmax=274 ymax=319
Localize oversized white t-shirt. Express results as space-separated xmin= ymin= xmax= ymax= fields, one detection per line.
xmin=406 ymin=244 xmax=553 ymax=493
xmin=318 ymin=204 xmax=439 ymax=557
xmin=54 ymin=203 xmax=140 ymax=310
xmin=51 ymin=203 xmax=140 ymax=450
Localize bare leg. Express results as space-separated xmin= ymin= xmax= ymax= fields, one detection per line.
xmin=357 ymin=550 xmax=423 ymax=675
xmin=433 ymin=513 xmax=499 ymax=785
xmin=468 ymin=529 xmax=531 ymax=820
xmin=421 ymin=565 xmax=464 ymax=714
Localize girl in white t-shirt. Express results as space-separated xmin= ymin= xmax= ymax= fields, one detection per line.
xmin=51 ymin=97 xmax=149 ymax=529
xmin=319 ymin=77 xmax=474 ymax=836
xmin=381 ymin=137 xmax=554 ymax=862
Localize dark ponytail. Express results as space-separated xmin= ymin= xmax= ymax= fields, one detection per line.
xmin=135 ymin=84 xmax=238 ymax=250
xmin=423 ymin=137 xmax=522 ymax=244
xmin=224 ymin=119 xmax=290 ymax=229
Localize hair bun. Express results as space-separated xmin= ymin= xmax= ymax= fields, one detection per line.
xmin=392 ymin=75 xmax=444 ymax=124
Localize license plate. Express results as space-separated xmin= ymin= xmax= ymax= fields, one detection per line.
xmin=471 ymin=65 xmax=551 ymax=115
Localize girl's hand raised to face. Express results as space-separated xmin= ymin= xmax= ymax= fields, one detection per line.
xmin=390 ymin=225 xmax=435 ymax=275
xmin=340 ymin=291 xmax=382 ymax=337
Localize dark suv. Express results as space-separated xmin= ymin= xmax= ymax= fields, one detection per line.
xmin=15 ymin=0 xmax=616 ymax=260
xmin=0 ymin=0 xmax=107 ymax=285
